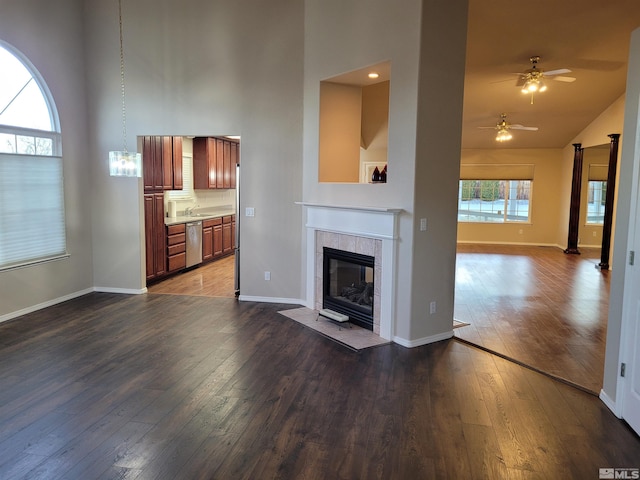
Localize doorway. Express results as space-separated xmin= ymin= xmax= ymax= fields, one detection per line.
xmin=143 ymin=135 xmax=240 ymax=298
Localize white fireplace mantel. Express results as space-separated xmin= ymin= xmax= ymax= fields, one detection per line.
xmin=298 ymin=202 xmax=402 ymax=341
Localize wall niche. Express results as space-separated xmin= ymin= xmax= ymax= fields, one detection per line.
xmin=318 ymin=61 xmax=390 ymax=183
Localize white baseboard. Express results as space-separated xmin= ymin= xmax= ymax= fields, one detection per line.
xmin=94 ymin=286 xmax=147 ymax=295
xmin=393 ymin=330 xmax=453 ymax=348
xmin=599 ymin=388 xmax=622 ymax=418
xmin=457 ymin=240 xmax=561 ymax=248
xmin=0 ymin=287 xmax=94 ymax=324
xmin=237 ymin=295 xmax=304 ymax=305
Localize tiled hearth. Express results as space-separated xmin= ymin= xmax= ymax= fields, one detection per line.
xmin=300 ymin=202 xmax=401 ymax=341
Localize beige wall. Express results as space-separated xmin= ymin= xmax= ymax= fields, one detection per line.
xmin=458 ymin=149 xmax=564 ymax=246
xmin=318 ymin=82 xmax=362 ymax=182
xmin=360 ymin=80 xmax=389 ymax=174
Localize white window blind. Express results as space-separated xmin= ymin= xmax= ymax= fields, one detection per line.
xmin=166 ymin=154 xmax=194 ymax=200
xmin=0 ymin=152 xmax=67 ymax=270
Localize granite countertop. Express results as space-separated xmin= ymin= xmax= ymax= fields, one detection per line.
xmin=165 ymin=209 xmax=236 ymax=226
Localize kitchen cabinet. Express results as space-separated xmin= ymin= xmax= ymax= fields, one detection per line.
xmin=143 ymin=136 xmax=183 ymax=192
xmin=193 ymin=137 xmax=238 ymax=190
xmin=166 ymin=223 xmax=186 ymax=272
xmin=144 ymin=192 xmax=166 ymax=281
xmin=202 ymin=217 xmax=223 ymax=262
xmin=202 ymin=221 xmax=214 ymax=261
xmin=222 ymin=215 xmax=234 ymax=254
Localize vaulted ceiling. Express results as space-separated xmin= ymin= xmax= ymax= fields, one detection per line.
xmin=462 ymin=0 xmax=640 ymax=149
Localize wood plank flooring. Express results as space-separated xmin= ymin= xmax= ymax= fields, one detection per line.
xmin=454 ymin=244 xmax=609 ymax=394
xmin=0 ymin=292 xmax=638 ymax=479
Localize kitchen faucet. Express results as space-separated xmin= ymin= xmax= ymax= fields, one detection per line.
xmin=185 ymin=204 xmax=199 ymax=216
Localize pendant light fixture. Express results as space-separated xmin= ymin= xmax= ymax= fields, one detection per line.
xmin=109 ymin=0 xmax=141 ymax=177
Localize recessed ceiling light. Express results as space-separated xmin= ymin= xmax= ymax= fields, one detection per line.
xmin=368 ymin=72 xmax=379 ymax=79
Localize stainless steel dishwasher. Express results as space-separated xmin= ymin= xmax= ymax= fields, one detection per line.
xmin=185 ymin=221 xmax=203 ymax=268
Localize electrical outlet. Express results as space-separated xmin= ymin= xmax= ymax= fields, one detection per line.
xmin=264 ymin=271 xmax=271 ymax=281
xmin=429 ymin=301 xmax=436 ymax=314
xmin=519 ymin=229 xmax=523 ymax=234
xmin=593 ymin=231 xmax=597 ymax=237
xmin=420 ymin=218 xmax=427 ymax=231
xmin=246 ymin=207 xmax=255 ymax=217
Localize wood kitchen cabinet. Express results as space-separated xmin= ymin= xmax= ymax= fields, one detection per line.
xmin=144 ymin=192 xmax=166 ymax=281
xmin=202 ymin=217 xmax=223 ymax=262
xmin=166 ymin=224 xmax=186 ymax=272
xmin=193 ymin=137 xmax=238 ymax=190
xmin=143 ymin=136 xmax=183 ymax=192
xmin=222 ymin=215 xmax=234 ymax=254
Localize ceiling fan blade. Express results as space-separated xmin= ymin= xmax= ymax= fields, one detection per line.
xmin=552 ymin=76 xmax=576 ymax=83
xmin=478 ymin=126 xmax=498 ymax=129
xmin=515 ymin=76 xmax=526 ymax=87
xmin=544 ymin=68 xmax=572 ymax=76
xmin=510 ymin=125 xmax=538 ymax=131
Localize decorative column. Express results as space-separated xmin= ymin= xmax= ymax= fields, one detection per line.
xmin=598 ymin=134 xmax=621 ymax=270
xmin=565 ymin=143 xmax=583 ymax=254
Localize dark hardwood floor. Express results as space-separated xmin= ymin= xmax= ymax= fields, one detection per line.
xmin=0 ymin=292 xmax=638 ymax=479
xmin=454 ymin=244 xmax=609 ymax=394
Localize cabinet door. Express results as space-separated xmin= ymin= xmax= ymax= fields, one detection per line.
xmin=144 ymin=193 xmax=166 ymax=281
xmin=230 ymin=141 xmax=238 ymax=189
xmin=193 ymin=137 xmax=218 ymax=189
xmin=144 ymin=194 xmax=155 ymax=280
xmin=143 ymin=136 xmax=154 ymax=191
xmin=215 ymin=138 xmax=225 ymax=189
xmin=161 ymin=136 xmax=173 ymax=190
xmin=223 ymin=140 xmax=231 ymax=189
xmin=213 ymin=224 xmax=223 ymax=257
xmin=222 ymin=222 xmax=232 ymax=254
xmin=172 ymin=136 xmax=183 ymax=190
xmin=203 ymin=226 xmax=213 ymax=261
xmin=153 ymin=193 xmax=166 ymax=277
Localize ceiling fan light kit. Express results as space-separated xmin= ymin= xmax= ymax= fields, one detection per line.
xmin=479 ymin=113 xmax=538 ymax=142
xmin=516 ymin=55 xmax=574 ymax=104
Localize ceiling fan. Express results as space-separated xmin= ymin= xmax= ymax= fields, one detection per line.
xmin=516 ymin=56 xmax=576 ymax=103
xmin=478 ymin=114 xmax=539 ymax=142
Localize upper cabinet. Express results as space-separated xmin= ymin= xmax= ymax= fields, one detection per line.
xmin=143 ymin=136 xmax=183 ymax=192
xmin=193 ymin=136 xmax=238 ymax=190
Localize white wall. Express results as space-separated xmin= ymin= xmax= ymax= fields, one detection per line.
xmin=602 ymin=31 xmax=640 ymax=407
xmin=0 ymin=0 xmax=94 ymax=320
xmin=84 ymin=0 xmax=305 ymax=301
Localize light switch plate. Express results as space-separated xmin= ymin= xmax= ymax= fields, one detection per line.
xmin=246 ymin=207 xmax=255 ymax=217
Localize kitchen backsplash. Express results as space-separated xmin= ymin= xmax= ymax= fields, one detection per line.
xmin=165 ymin=188 xmax=236 ymax=217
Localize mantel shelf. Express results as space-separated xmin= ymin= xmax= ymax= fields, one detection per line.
xmin=295 ymin=202 xmax=402 ymax=214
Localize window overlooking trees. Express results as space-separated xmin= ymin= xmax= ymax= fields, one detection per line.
xmin=458 ymin=180 xmax=531 ymax=223
xmin=0 ymin=41 xmax=66 ymax=270
xmin=586 ymin=180 xmax=606 ymax=225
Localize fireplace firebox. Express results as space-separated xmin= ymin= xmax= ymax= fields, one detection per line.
xmin=323 ymin=247 xmax=374 ymax=330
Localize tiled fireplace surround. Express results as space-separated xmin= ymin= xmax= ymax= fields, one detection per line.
xmin=301 ymin=203 xmax=401 ymax=341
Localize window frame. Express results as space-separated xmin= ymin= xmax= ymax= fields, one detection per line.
xmin=458 ymin=179 xmax=532 ymax=224
xmin=0 ymin=40 xmax=67 ymax=271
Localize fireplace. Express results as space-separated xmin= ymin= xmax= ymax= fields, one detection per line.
xmin=323 ymin=247 xmax=374 ymax=330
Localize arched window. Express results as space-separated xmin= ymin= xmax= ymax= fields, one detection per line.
xmin=0 ymin=41 xmax=67 ymax=270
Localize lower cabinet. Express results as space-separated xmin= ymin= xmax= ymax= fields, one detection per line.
xmin=222 ymin=215 xmax=233 ymax=254
xmin=202 ymin=215 xmax=234 ymax=262
xmin=167 ymin=224 xmax=186 ymax=272
xmin=144 ymin=193 xmax=166 ymax=282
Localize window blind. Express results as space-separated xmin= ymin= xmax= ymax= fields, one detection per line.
xmin=588 ymin=164 xmax=609 ymax=181
xmin=0 ymin=153 xmax=67 ymax=270
xmin=460 ymin=164 xmax=535 ymax=180
xmin=166 ymin=154 xmax=194 ymax=200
